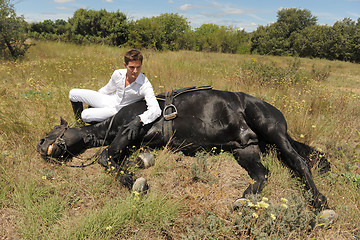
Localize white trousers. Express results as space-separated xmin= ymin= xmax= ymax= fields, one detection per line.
xmin=69 ymin=88 xmax=119 ymax=122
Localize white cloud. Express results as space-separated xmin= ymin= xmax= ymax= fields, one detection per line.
xmin=179 ymin=2 xmax=250 ymax=16
xmin=56 ymin=6 xmax=69 ymax=10
xmin=54 ymin=0 xmax=75 ymax=3
xmin=22 ymin=12 xmax=73 ymax=23
xmin=104 ymin=0 xmax=114 ymax=2
xmin=168 ymin=0 xmax=174 ymax=3
xmin=177 ymin=2 xmax=260 ymax=31
xmin=179 ymin=4 xmax=193 ymax=11
xmin=347 ymin=11 xmax=360 ymax=18
xmin=55 ymin=6 xmax=75 ymax=11
xmin=224 ymin=9 xmax=245 ymax=15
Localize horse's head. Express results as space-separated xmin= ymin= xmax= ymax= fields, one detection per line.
xmin=37 ymin=118 xmax=84 ymax=160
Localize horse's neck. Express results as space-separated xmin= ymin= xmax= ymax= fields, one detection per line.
xmin=80 ymin=124 xmax=112 ymax=148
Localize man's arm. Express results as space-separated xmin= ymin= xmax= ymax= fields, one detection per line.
xmin=138 ymin=81 xmax=161 ymax=125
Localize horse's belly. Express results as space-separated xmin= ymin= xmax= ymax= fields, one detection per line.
xmin=174 ymin=116 xmax=237 ymax=144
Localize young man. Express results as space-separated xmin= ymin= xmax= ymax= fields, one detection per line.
xmin=69 ymin=49 xmax=161 ymax=140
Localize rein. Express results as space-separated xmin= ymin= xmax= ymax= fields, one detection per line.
xmin=49 ymin=115 xmax=115 ymax=168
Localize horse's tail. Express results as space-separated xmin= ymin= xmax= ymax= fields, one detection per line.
xmin=287 ymin=134 xmax=331 ymax=174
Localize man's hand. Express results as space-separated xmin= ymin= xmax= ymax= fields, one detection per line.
xmin=122 ymin=116 xmax=142 ymax=141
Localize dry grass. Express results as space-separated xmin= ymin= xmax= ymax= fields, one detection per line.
xmin=0 ymin=40 xmax=359 ymax=239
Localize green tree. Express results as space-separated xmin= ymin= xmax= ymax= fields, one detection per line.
xmin=251 ymin=8 xmax=317 ymax=56
xmin=291 ymin=25 xmax=336 ymax=59
xmin=277 ymin=8 xmax=317 ymax=35
xmin=222 ymin=27 xmax=250 ymax=54
xmin=251 ymin=23 xmax=291 ymax=55
xmin=127 ymin=17 xmax=163 ymax=49
xmin=156 ymin=13 xmax=190 ymax=50
xmin=127 ymin=13 xmax=190 ymax=50
xmin=193 ymin=24 xmax=249 ymax=53
xmin=353 ymin=18 xmax=360 ymax=62
xmin=331 ymin=18 xmax=359 ymax=62
xmin=30 ymin=19 xmax=55 ymax=34
xmin=68 ymin=9 xmax=128 ymax=46
xmin=174 ymin=29 xmax=196 ymax=51
xmin=194 ymin=23 xmax=221 ymax=52
xmin=0 ymin=0 xmax=30 ymax=60
xmin=29 ymin=19 xmax=70 ymax=42
xmin=54 ymin=19 xmax=68 ymax=35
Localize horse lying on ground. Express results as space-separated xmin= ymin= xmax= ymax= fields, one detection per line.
xmin=37 ymin=88 xmax=331 ymax=210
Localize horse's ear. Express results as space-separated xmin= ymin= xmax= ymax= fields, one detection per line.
xmin=60 ymin=117 xmax=68 ymax=127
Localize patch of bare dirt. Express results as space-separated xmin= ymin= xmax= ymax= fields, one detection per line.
xmin=122 ymin=151 xmax=252 ymax=239
xmin=0 ymin=208 xmax=20 ymax=240
xmin=73 ymin=149 xmax=251 ymax=216
xmin=138 ymin=152 xmax=250 ymax=217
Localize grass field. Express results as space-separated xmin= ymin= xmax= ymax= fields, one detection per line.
xmin=0 ymin=41 xmax=359 ymax=239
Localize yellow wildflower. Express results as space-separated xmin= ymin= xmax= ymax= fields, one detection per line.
xmin=281 ymin=204 xmax=288 ymax=209
xmin=257 ymin=201 xmax=270 ymax=209
xmin=249 ymin=179 xmax=256 ymax=185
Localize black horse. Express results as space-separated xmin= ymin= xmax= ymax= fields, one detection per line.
xmin=37 ymin=88 xmax=330 ymax=209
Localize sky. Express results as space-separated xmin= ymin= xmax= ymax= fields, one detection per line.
xmin=14 ymin=0 xmax=360 ymax=32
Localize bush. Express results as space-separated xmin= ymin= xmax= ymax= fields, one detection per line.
xmin=0 ymin=0 xmax=30 ymax=60
xmin=232 ymin=193 xmax=316 ymax=239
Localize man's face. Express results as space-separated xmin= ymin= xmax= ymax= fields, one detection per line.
xmin=124 ymin=60 xmax=142 ymax=82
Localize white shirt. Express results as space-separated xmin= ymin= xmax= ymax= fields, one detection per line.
xmin=98 ymin=69 xmax=161 ymax=125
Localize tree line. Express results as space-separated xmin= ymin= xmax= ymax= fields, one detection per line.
xmin=28 ymin=9 xmax=251 ymax=54
xmin=1 ymin=0 xmax=360 ymax=63
xmin=251 ymin=8 xmax=360 ymax=62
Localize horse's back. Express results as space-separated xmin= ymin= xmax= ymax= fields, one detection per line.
xmin=167 ymin=90 xmax=251 ymax=148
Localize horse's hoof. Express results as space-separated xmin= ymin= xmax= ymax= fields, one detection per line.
xmin=132 ymin=177 xmax=149 ymax=195
xmin=98 ymin=150 xmax=109 ymax=168
xmin=317 ymin=209 xmax=338 ymax=227
xmin=231 ymin=198 xmax=248 ymax=211
xmin=137 ymin=153 xmax=155 ymax=168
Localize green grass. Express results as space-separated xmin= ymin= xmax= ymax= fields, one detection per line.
xmin=0 ymin=40 xmax=359 ymax=239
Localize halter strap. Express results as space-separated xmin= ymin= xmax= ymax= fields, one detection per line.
xmin=49 ymin=115 xmax=116 ymax=168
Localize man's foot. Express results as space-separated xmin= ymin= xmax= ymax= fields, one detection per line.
xmin=74 ymin=119 xmax=86 ymax=127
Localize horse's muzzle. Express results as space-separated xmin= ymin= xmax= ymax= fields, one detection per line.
xmin=36 ymin=138 xmax=53 ymax=159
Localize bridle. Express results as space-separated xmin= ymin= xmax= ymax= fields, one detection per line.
xmin=47 ymin=116 xmax=115 ymax=168
xmin=45 ymin=125 xmax=68 ymax=158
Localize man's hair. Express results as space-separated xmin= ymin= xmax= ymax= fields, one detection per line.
xmin=124 ymin=49 xmax=143 ymax=65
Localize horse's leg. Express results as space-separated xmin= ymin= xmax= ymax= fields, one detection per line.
xmin=98 ymin=133 xmax=141 ymax=190
xmin=272 ymin=134 xmax=328 ymax=208
xmin=244 ymin=98 xmax=327 ymax=209
xmin=233 ymin=145 xmax=269 ymax=197
xmin=98 ymin=148 xmax=135 ymax=189
xmin=291 ymin=138 xmax=331 ymax=174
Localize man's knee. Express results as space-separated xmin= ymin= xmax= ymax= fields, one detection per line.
xmin=81 ymin=109 xmax=93 ymax=123
xmin=69 ymin=88 xmax=82 ymax=102
xmin=81 ymin=108 xmax=117 ymax=123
